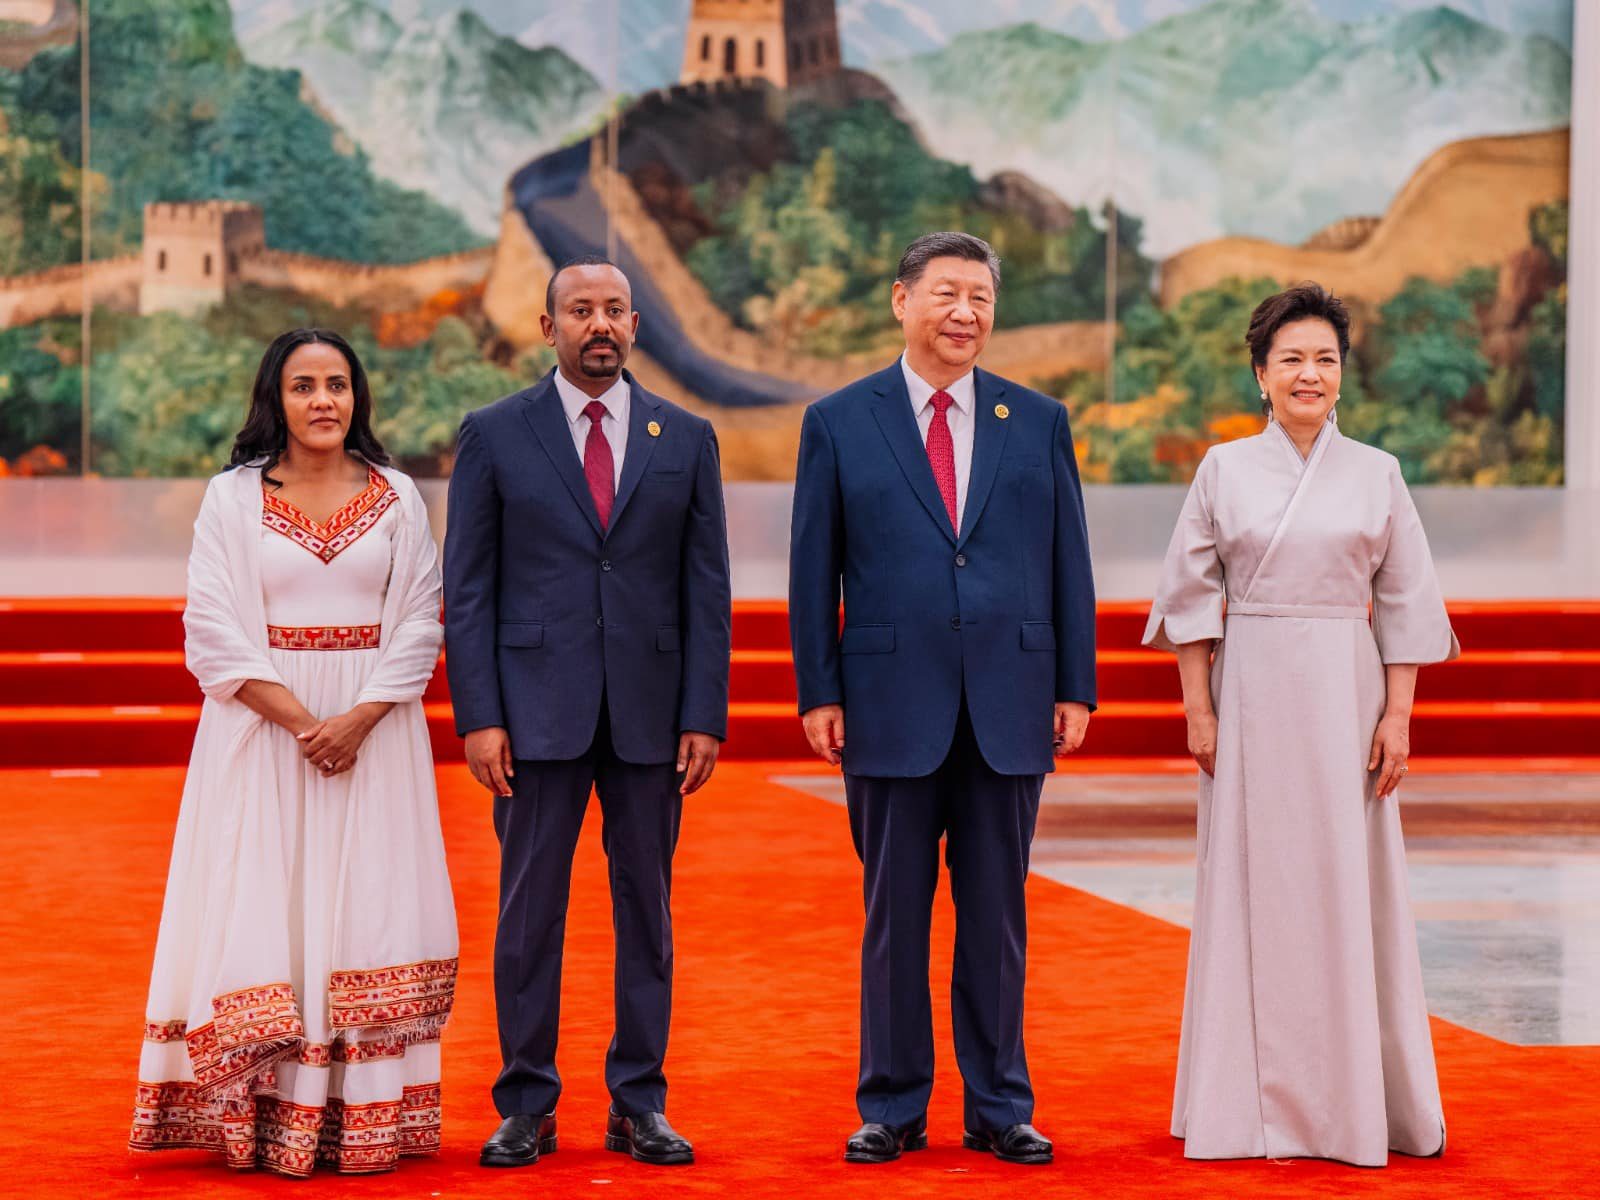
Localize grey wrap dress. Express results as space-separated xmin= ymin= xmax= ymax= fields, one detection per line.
xmin=1144 ymin=416 xmax=1459 ymax=1166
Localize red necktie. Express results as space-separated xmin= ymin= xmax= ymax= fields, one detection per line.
xmin=582 ymin=400 xmax=615 ymax=530
xmin=926 ymin=390 xmax=958 ymax=533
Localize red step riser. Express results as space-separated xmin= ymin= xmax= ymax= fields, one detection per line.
xmin=5 ymin=605 xmax=1600 ymax=653
xmin=6 ymin=655 xmax=1597 ymax=708
xmin=0 ymin=611 xmax=185 ymax=652
xmin=3 ymin=709 xmax=1589 ymax=769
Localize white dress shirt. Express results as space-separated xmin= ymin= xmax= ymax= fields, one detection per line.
xmin=902 ymin=355 xmax=975 ymax=530
xmin=554 ymin=369 xmax=629 ymax=490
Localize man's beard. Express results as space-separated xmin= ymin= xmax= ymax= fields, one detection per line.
xmin=579 ymin=342 xmax=622 ymax=378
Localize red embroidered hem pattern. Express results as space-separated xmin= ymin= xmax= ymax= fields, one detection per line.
xmin=329 ymin=957 xmax=458 ymax=1030
xmin=129 ymin=1075 xmax=442 ymax=1177
xmin=131 ymin=966 xmax=452 ymax=1177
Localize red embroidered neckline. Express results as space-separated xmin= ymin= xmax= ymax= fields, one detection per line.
xmin=262 ymin=469 xmax=397 ymax=564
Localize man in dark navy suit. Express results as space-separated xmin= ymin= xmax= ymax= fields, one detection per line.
xmin=789 ymin=232 xmax=1096 ymax=1165
xmin=445 ymin=256 xmax=730 ymax=1168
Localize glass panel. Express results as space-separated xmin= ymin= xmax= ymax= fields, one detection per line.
xmin=0 ymin=0 xmax=87 ymax=476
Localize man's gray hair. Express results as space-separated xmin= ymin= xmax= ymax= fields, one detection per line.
xmin=895 ymin=232 xmax=1001 ymax=293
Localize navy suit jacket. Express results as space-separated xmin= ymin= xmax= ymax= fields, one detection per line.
xmin=444 ymin=369 xmax=731 ymax=765
xmin=789 ymin=361 xmax=1096 ymax=777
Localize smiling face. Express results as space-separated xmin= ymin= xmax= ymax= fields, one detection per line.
xmin=280 ymin=340 xmax=355 ymax=454
xmin=892 ymin=256 xmax=995 ymax=385
xmin=1256 ymin=316 xmax=1342 ymax=430
xmin=541 ymin=263 xmax=638 ymax=387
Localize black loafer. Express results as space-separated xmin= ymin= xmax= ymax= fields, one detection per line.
xmin=605 ymin=1109 xmax=694 ymax=1165
xmin=844 ymin=1115 xmax=928 ymax=1163
xmin=963 ymin=1122 xmax=1053 ymax=1164
xmin=480 ymin=1112 xmax=557 ymax=1167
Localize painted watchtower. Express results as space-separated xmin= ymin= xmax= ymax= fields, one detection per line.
xmin=679 ymin=0 xmax=840 ymax=89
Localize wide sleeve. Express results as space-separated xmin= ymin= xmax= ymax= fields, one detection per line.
xmin=183 ymin=476 xmax=287 ymax=699
xmin=1143 ymin=450 xmax=1226 ymax=653
xmin=356 ymin=479 xmax=445 ymax=705
xmin=788 ymin=403 xmax=845 ymax=714
xmin=1371 ymin=458 xmax=1460 ymax=664
xmin=676 ymin=421 xmax=732 ymax=740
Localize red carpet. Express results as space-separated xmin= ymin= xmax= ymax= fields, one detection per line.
xmin=2 ymin=598 xmax=1598 ymax=769
xmin=3 ymin=762 xmax=1594 ymax=1197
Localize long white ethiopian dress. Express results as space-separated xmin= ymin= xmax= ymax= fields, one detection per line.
xmin=1143 ymin=417 xmax=1458 ymax=1167
xmin=129 ymin=462 xmax=457 ymax=1177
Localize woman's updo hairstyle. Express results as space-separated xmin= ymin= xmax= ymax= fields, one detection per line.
xmin=1245 ymin=283 xmax=1352 ymax=416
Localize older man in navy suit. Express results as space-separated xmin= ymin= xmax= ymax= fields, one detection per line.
xmin=445 ymin=256 xmax=730 ymax=1168
xmin=789 ymin=232 xmax=1096 ymax=1165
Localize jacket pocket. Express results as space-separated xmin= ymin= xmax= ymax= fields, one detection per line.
xmin=497 ymin=621 xmax=544 ymax=648
xmin=1020 ymin=621 xmax=1055 ymax=651
xmin=839 ymin=624 xmax=895 ymax=654
xmin=657 ymin=625 xmax=681 ymax=652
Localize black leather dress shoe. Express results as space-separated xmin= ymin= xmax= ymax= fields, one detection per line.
xmin=605 ymin=1109 xmax=694 ymax=1165
xmin=963 ymin=1122 xmax=1053 ymax=1164
xmin=844 ymin=1115 xmax=928 ymax=1163
xmin=480 ymin=1113 xmax=557 ymax=1167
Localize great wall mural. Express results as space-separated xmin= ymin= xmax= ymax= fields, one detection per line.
xmin=0 ymin=0 xmax=1574 ymax=483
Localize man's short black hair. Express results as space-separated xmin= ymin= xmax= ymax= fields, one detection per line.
xmin=546 ymin=254 xmax=626 ymax=315
xmin=895 ymin=232 xmax=1001 ymax=293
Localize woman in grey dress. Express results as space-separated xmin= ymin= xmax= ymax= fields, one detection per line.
xmin=1144 ymin=283 xmax=1458 ymax=1167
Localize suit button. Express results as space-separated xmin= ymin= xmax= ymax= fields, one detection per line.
xmin=950 ymin=616 xmax=962 ymax=630
xmin=955 ymin=554 xmax=967 ymax=567
xmin=601 ymin=560 xmax=613 ymax=572
xmin=596 ymin=617 xmax=605 ymax=628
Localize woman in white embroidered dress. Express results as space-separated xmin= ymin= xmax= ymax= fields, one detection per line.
xmin=1144 ymin=284 xmax=1459 ymax=1167
xmin=130 ymin=329 xmax=457 ymax=1177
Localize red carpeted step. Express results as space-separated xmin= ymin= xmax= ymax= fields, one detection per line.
xmin=6 ymin=598 xmax=1600 ymax=652
xmin=11 ymin=647 xmax=1598 ymax=708
xmin=732 ymin=600 xmax=790 ymax=649
xmin=5 ymin=598 xmax=1600 ymax=767
xmin=0 ymin=598 xmax=185 ymax=651
xmin=4 ymin=700 xmax=1598 ymax=767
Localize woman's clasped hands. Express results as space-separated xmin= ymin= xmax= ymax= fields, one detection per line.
xmin=296 ymin=702 xmax=390 ymax=778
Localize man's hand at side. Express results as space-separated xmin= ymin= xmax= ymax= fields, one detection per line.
xmin=465 ymin=726 xmax=514 ymax=797
xmin=1053 ymin=702 xmax=1090 ymax=755
xmin=677 ymin=731 xmax=720 ymax=796
xmin=802 ymin=704 xmax=845 ymax=766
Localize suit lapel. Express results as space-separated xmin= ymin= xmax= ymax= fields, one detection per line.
xmin=607 ymin=373 xmax=661 ymax=535
xmin=956 ymin=369 xmax=1009 ymax=550
xmin=520 ymin=372 xmax=604 ymax=538
xmin=870 ymin=363 xmax=957 ymax=545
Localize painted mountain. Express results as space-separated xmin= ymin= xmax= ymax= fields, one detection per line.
xmin=837 ymin=0 xmax=1573 ymax=60
xmin=236 ymin=0 xmax=688 ymax=96
xmin=241 ymin=0 xmax=609 ymax=234
xmin=874 ymin=0 xmax=1572 ymax=255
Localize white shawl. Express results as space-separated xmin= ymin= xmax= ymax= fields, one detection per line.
xmin=183 ymin=461 xmax=443 ymax=757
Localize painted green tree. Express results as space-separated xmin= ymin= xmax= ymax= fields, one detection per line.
xmin=2 ymin=0 xmax=482 ymax=273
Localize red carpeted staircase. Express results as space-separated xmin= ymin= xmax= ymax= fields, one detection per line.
xmin=1 ymin=598 xmax=1597 ymax=769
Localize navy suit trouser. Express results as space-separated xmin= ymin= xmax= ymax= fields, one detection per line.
xmin=845 ymin=701 xmax=1044 ymax=1132
xmin=491 ymin=702 xmax=682 ymax=1119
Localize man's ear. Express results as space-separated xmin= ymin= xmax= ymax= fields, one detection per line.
xmin=890 ymin=279 xmax=908 ymax=322
xmin=539 ymin=312 xmax=556 ymax=347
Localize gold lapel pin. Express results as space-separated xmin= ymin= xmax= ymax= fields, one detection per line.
xmin=994 ymin=404 xmax=1010 ymax=420
xmin=647 ymin=421 xmax=662 ymax=438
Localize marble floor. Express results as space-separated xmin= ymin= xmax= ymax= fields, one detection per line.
xmin=772 ymin=772 xmax=1600 ymax=1048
